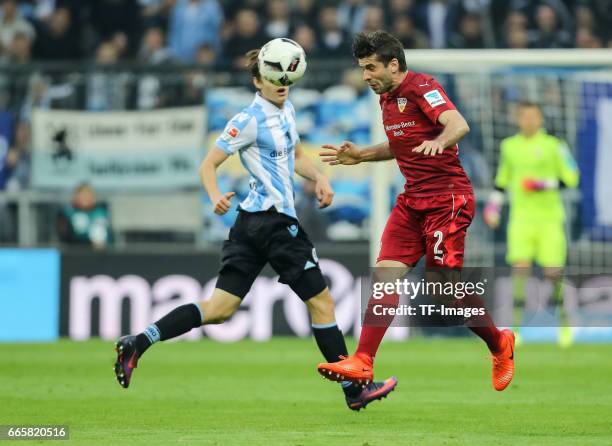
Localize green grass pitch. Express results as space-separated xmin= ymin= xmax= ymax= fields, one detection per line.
xmin=1 ymin=338 xmax=611 ymax=445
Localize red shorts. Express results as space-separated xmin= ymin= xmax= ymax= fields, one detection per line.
xmin=378 ymin=192 xmax=475 ymax=268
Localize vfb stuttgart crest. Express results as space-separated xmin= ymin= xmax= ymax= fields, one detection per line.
xmin=397 ymin=97 xmax=407 ymax=112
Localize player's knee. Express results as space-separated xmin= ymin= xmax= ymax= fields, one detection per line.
xmin=200 ymin=290 xmax=241 ymax=324
xmin=543 ymin=266 xmax=564 ymax=281
xmin=512 ymin=262 xmax=531 ymax=277
xmin=212 ymin=307 xmax=237 ymax=324
xmin=306 ymin=290 xmax=335 ymax=320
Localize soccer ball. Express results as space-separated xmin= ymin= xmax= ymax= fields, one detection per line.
xmin=258 ymin=38 xmax=307 ymax=87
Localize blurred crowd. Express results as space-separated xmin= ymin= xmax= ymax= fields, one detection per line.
xmin=0 ymin=0 xmax=611 ymax=69
xmin=0 ymin=0 xmax=608 ymax=245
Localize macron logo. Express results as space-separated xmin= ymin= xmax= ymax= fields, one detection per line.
xmin=287 ymin=224 xmax=298 ymax=237
xmin=304 ymin=260 xmax=317 ymax=270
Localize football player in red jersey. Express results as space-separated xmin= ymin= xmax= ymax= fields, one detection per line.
xmin=318 ymin=31 xmax=515 ymax=391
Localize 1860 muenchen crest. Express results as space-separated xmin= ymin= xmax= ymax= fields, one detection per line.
xmin=397 ymin=97 xmax=407 ymax=112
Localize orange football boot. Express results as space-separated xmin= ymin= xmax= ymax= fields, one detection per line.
xmin=491 ymin=329 xmax=515 ymax=391
xmin=317 ymin=353 xmax=374 ymax=384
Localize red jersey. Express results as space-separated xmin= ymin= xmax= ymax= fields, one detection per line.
xmin=380 ymin=71 xmax=473 ymax=197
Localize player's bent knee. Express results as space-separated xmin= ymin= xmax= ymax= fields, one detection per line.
xmin=289 ymin=268 xmax=327 ymax=302
xmin=543 ymin=266 xmax=564 ymax=281
xmin=306 ymin=289 xmax=335 ymax=320
xmin=512 ymin=262 xmax=532 ymax=276
xmin=200 ymin=289 xmax=242 ymax=324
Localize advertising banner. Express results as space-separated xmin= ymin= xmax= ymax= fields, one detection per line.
xmin=59 ymin=249 xmax=378 ymax=342
xmin=59 ymin=250 xmax=612 ymax=343
xmin=0 ymin=249 xmax=60 ymax=341
xmin=31 ymin=107 xmax=205 ymax=189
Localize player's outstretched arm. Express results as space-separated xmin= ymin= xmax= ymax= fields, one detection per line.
xmin=319 ymin=141 xmax=393 ymax=165
xmin=413 ymin=110 xmax=470 ymax=156
xmin=199 ymin=146 xmax=235 ymax=215
xmin=294 ymin=144 xmax=334 ymax=208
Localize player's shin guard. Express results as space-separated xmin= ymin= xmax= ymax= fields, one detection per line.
xmin=356 ymin=292 xmax=400 ymax=359
xmin=135 ymin=303 xmax=204 ymax=354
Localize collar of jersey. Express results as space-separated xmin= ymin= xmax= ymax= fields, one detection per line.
xmin=254 ymin=93 xmax=284 ymax=115
xmin=519 ymin=128 xmax=548 ymax=140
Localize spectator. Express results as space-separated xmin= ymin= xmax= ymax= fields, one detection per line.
xmin=529 ymin=4 xmax=572 ymax=48
xmin=0 ymin=0 xmax=36 ymax=53
xmin=292 ymin=25 xmax=317 ymax=56
xmin=448 ymin=13 xmax=487 ymax=48
xmin=575 ymin=27 xmax=602 ymax=48
xmin=317 ymin=6 xmax=350 ymax=59
xmin=3 ymin=119 xmax=29 ymax=191
xmin=5 ymin=31 xmax=33 ymax=64
xmin=291 ymin=0 xmax=319 ymax=28
xmin=385 ymin=0 xmax=416 ymax=25
xmin=90 ymin=0 xmax=141 ymax=57
xmin=33 ymin=7 xmax=80 ymax=60
xmin=58 ymin=182 xmax=111 ymax=249
xmin=86 ymin=42 xmax=129 ymax=110
xmin=576 ymin=1 xmax=612 ymax=43
xmin=18 ymin=0 xmax=57 ymax=22
xmin=138 ymin=0 xmax=174 ymax=29
xmin=195 ymin=43 xmax=217 ymax=66
xmin=137 ymin=27 xmax=174 ymax=109
xmin=139 ymin=27 xmax=172 ymax=64
xmin=222 ymin=9 xmax=266 ymax=69
xmin=337 ymin=0 xmax=368 ymax=36
xmin=263 ymin=0 xmax=292 ymax=39
xmin=361 ymin=6 xmax=385 ymax=34
xmin=505 ymin=10 xmax=528 ymax=31
xmin=391 ymin=15 xmax=429 ymax=49
xmin=505 ymin=26 xmax=530 ymax=48
xmin=575 ymin=5 xmax=595 ymax=31
xmin=168 ymin=0 xmax=223 ymax=62
xmin=419 ymin=0 xmax=452 ymax=49
xmin=109 ymin=31 xmax=130 ymax=61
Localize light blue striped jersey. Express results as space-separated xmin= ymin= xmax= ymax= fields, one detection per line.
xmin=215 ymin=93 xmax=300 ymax=218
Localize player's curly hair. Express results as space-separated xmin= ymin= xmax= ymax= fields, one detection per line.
xmin=352 ymin=31 xmax=407 ymax=72
xmin=245 ymin=49 xmax=261 ymax=80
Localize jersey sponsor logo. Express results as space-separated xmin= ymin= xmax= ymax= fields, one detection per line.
xmin=385 ymin=121 xmax=416 ymax=137
xmin=287 ymin=224 xmax=298 ymax=237
xmin=424 ymin=89 xmax=446 ymax=108
xmin=384 ymin=121 xmax=416 ymax=131
xmin=270 ymin=148 xmax=289 ymax=158
xmin=397 ymin=97 xmax=407 ymax=112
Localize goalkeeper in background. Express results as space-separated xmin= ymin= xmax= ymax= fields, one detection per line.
xmin=484 ymin=101 xmax=579 ymax=347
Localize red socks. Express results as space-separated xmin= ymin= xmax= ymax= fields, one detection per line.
xmin=356 ymin=292 xmax=399 ymax=359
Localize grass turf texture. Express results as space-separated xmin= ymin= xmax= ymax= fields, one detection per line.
xmin=1 ymin=338 xmax=611 ymax=445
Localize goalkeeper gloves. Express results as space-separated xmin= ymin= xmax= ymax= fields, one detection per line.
xmin=522 ymin=178 xmax=558 ymax=192
xmin=483 ymin=190 xmax=504 ymax=228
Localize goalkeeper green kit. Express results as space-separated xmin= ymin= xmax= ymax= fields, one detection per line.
xmin=495 ymin=129 xmax=579 ymax=266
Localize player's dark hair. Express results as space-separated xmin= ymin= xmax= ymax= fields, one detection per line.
xmin=245 ymin=49 xmax=261 ymax=80
xmin=518 ymin=101 xmax=542 ymax=111
xmin=352 ymin=30 xmax=407 ymax=72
